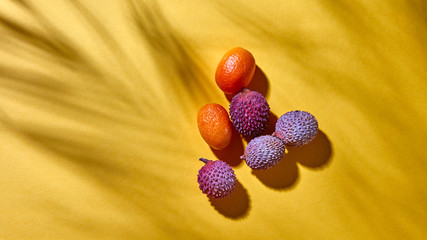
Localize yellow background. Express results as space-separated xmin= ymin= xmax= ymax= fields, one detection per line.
xmin=0 ymin=0 xmax=426 ymax=239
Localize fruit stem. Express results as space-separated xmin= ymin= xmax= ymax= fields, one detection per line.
xmin=199 ymin=158 xmax=208 ymax=163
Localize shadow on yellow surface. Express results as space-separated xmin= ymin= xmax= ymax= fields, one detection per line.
xmin=252 ymin=155 xmax=300 ymax=191
xmin=0 ymin=1 xmax=216 ymax=238
xmin=290 ymin=130 xmax=333 ymax=169
xmin=224 ymin=65 xmax=270 ymax=102
xmin=0 ymin=0 xmax=426 ymax=239
xmin=262 ymin=111 xmax=278 ymax=136
xmin=247 ymin=66 xmax=270 ymax=99
xmin=252 ymin=130 xmax=332 ymax=190
xmin=211 ymin=127 xmax=244 ymax=167
xmin=130 ymin=0 xmax=218 ymax=108
xmin=209 ymin=180 xmax=250 ymax=219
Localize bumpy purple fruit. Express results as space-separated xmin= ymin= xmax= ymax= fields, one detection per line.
xmin=241 ymin=135 xmax=286 ymax=170
xmin=229 ymin=89 xmax=270 ymax=137
xmin=274 ymin=110 xmax=318 ymax=147
xmin=197 ymin=158 xmax=236 ymax=198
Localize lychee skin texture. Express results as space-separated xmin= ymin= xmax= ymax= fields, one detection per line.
xmin=229 ymin=89 xmax=270 ymax=138
xmin=274 ymin=110 xmax=318 ymax=147
xmin=197 ymin=158 xmax=236 ymax=199
xmin=241 ymin=135 xmax=286 ymax=170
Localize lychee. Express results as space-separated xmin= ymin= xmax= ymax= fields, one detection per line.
xmin=241 ymin=135 xmax=286 ymax=170
xmin=229 ymin=89 xmax=270 ymax=138
xmin=197 ymin=158 xmax=236 ymax=198
xmin=274 ymin=110 xmax=318 ymax=147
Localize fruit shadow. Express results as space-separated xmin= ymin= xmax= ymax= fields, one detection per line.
xmin=210 ymin=127 xmax=244 ymax=167
xmin=252 ymin=129 xmax=332 ymax=190
xmin=242 ymin=111 xmax=278 ymax=144
xmin=247 ymin=65 xmax=270 ymax=99
xmin=252 ymin=154 xmax=299 ymax=191
xmin=290 ymin=130 xmax=333 ymax=169
xmin=262 ymin=111 xmax=278 ymax=136
xmin=224 ymin=65 xmax=270 ymax=102
xmin=209 ymin=180 xmax=250 ymax=220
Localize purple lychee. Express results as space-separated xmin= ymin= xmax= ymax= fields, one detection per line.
xmin=274 ymin=110 xmax=318 ymax=147
xmin=241 ymin=135 xmax=286 ymax=170
xmin=229 ymin=88 xmax=270 ymax=138
xmin=197 ymin=158 xmax=236 ymax=198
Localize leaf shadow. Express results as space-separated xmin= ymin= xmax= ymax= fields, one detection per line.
xmin=129 ymin=0 xmax=217 ymax=108
xmin=0 ymin=0 xmax=247 ymax=237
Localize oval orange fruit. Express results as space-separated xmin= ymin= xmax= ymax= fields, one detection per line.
xmin=215 ymin=47 xmax=256 ymax=95
xmin=197 ymin=103 xmax=232 ymax=150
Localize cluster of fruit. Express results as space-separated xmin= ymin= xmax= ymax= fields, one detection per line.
xmin=197 ymin=47 xmax=318 ymax=199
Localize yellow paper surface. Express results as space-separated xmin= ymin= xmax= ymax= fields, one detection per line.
xmin=0 ymin=0 xmax=426 ymax=239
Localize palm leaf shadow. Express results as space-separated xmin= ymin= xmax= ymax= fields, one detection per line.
xmin=0 ymin=1 xmax=214 ymax=237
xmin=130 ymin=1 xmax=217 ymax=110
